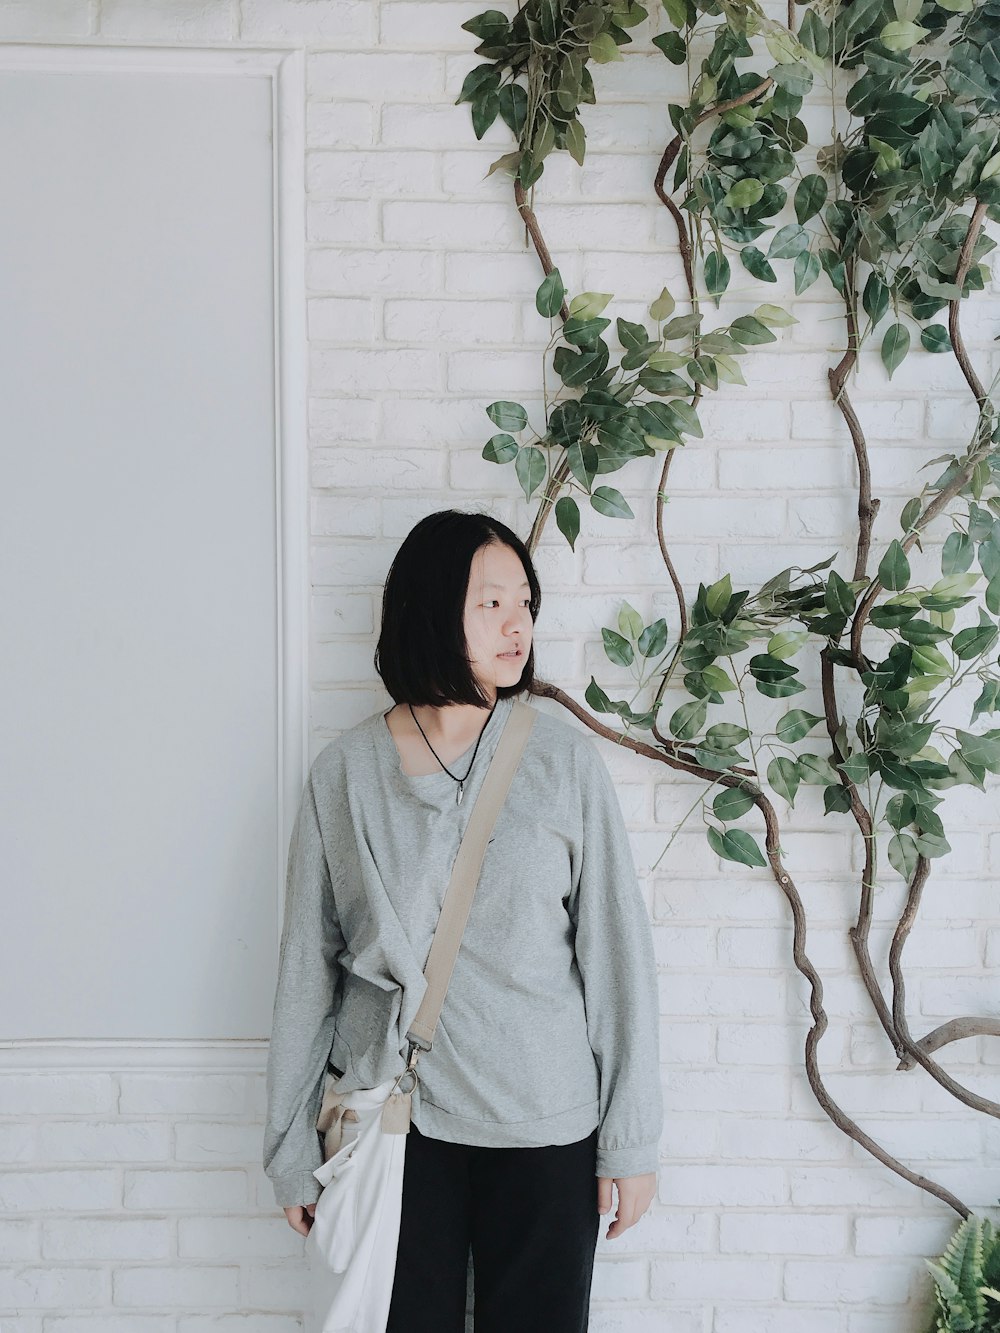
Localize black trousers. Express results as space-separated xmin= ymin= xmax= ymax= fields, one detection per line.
xmin=385 ymin=1121 xmax=601 ymax=1333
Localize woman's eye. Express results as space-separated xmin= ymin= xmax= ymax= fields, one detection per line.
xmin=486 ymin=600 xmax=530 ymax=607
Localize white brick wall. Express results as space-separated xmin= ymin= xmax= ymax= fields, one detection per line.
xmin=4 ymin=0 xmax=1000 ymax=1329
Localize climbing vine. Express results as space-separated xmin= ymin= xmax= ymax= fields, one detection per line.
xmin=458 ymin=0 xmax=1000 ymax=1237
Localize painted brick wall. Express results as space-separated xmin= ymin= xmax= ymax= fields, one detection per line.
xmin=3 ymin=1 xmax=999 ymax=1331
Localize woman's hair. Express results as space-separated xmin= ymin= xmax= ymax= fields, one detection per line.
xmin=374 ymin=509 xmax=541 ymax=708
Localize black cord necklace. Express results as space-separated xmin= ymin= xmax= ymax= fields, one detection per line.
xmin=408 ymin=701 xmax=497 ymax=806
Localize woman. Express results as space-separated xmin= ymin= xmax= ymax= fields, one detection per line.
xmin=263 ymin=509 xmax=662 ymax=1331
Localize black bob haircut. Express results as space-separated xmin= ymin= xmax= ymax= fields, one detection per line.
xmin=374 ymin=509 xmax=541 ymax=708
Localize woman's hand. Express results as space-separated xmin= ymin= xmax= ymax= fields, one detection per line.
xmin=597 ymin=1172 xmax=656 ymax=1239
xmin=284 ymin=1201 xmax=317 ymax=1236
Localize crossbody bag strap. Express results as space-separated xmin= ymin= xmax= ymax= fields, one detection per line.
xmin=405 ymin=699 xmax=536 ymax=1053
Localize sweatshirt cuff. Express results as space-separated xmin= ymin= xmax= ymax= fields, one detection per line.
xmin=596 ymin=1142 xmax=660 ymax=1178
xmin=270 ymin=1170 xmax=322 ymax=1209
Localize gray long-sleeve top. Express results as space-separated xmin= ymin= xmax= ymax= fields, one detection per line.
xmin=263 ymin=693 xmax=663 ymax=1208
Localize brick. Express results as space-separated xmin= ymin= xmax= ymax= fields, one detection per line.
xmin=100 ymin=0 xmax=230 ymax=39
xmin=307 ymin=200 xmax=377 ymax=246
xmin=721 ymin=1212 xmax=848 ymax=1255
xmin=243 ymin=0 xmax=373 ymax=42
xmin=652 ymin=1256 xmax=782 ymax=1299
xmin=307 ymin=247 xmax=441 ymax=295
xmin=308 ymin=52 xmax=444 ymax=100
xmin=311 ymin=347 xmax=442 ymax=394
xmin=784 ymin=1259 xmax=915 ymax=1303
xmin=118 ymin=1075 xmax=246 ymax=1116
xmin=308 ymin=150 xmax=436 ymax=198
xmin=306 ymin=101 xmax=375 ymax=150
xmin=43 ymin=1217 xmax=172 ymax=1261
xmin=382 ymin=200 xmax=523 ymax=248
xmin=123 ymin=1169 xmax=247 ymax=1211
xmin=384 ymin=299 xmax=516 ymax=344
xmin=113 ymin=1265 xmax=240 ymax=1306
xmin=0 ymin=1 xmax=88 ymax=37
xmin=660 ymin=1164 xmax=788 ymax=1206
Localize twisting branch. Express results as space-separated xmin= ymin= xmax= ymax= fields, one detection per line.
xmin=888 ymin=857 xmax=1000 ymax=1117
xmin=898 ymin=1017 xmax=1000 ymax=1071
xmin=531 ymin=679 xmax=971 ymax=1219
xmin=820 ymin=651 xmax=899 ymax=1049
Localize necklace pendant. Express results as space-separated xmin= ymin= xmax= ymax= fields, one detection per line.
xmin=456 ymin=781 xmax=464 ymax=806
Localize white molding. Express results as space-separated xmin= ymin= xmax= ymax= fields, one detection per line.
xmin=0 ymin=1040 xmax=270 ymax=1071
xmin=0 ymin=41 xmax=309 ymax=1030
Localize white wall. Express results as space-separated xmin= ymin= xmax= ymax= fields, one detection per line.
xmin=1 ymin=1 xmax=999 ymax=1331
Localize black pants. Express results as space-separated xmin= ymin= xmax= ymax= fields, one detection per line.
xmin=385 ymin=1122 xmax=601 ymax=1332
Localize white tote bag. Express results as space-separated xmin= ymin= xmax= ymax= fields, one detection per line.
xmin=305 ymin=1075 xmax=406 ymax=1333
xmin=304 ymin=700 xmax=536 ymax=1333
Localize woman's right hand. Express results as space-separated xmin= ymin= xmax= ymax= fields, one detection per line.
xmin=284 ymin=1201 xmax=317 ymax=1236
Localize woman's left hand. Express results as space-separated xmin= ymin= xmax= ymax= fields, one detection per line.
xmin=597 ymin=1172 xmax=656 ymax=1239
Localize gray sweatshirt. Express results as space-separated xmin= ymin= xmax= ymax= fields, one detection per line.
xmin=263 ymin=693 xmax=662 ymax=1209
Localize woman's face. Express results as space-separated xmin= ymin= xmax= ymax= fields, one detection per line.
xmin=463 ymin=542 xmax=534 ymax=700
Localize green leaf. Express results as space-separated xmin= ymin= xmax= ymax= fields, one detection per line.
xmin=618 ymin=601 xmax=644 ymax=642
xmin=482 ymin=432 xmax=518 ymax=463
xmin=669 ymin=698 xmax=707 ymax=740
xmin=707 ymin=826 xmax=767 ymax=868
xmin=879 ymin=19 xmax=929 ymax=50
xmin=775 ymin=709 xmax=824 ymax=743
xmin=649 ymin=287 xmax=676 ymax=321
xmin=725 ymin=178 xmax=765 ymax=209
xmin=457 ymin=63 xmax=500 ymax=105
xmin=794 ymin=251 xmax=821 ymax=294
xmin=472 ymin=90 xmax=500 ymax=140
xmin=881 ymin=323 xmax=910 ymax=379
xmin=487 ymin=400 xmax=528 ymax=432
xmin=653 ymin=30 xmax=687 ymax=63
xmin=824 ymin=784 xmax=852 ymax=814
xmin=705 ymin=574 xmax=732 ymax=616
xmin=729 ymin=316 xmax=777 ymax=346
xmin=590 ymin=486 xmax=634 ymax=520
xmin=942 ymin=532 xmax=974 ymax=576
xmin=713 ymin=787 xmax=755 ymax=821
xmin=555 ymin=495 xmax=580 ymax=549
xmin=799 ymin=753 xmax=839 ymax=785
xmin=956 ymin=730 xmax=1000 ymax=772
xmin=863 ymin=272 xmax=890 ymax=326
xmin=638 ymin=617 xmax=668 ymax=657
xmin=741 ymin=246 xmax=778 ymax=282
xmin=565 ymin=118 xmax=587 ymax=167
xmin=602 ymin=627 xmax=634 ymax=667
xmin=953 ymin=624 xmax=999 ymax=659
xmin=794 ymin=173 xmax=828 ymax=224
xmin=498 ymin=82 xmax=528 ymax=137
xmin=768 ymin=755 xmax=801 ymax=804
xmin=514 ymin=445 xmax=545 ymax=500
xmin=754 ymin=304 xmax=797 ymax=328
xmin=568 ymin=291 xmax=613 ymax=320
xmin=879 ymin=539 xmax=911 ymax=591
xmin=839 ymin=752 xmax=872 ymax=784
xmin=589 ymin=32 xmax=623 ymax=62
xmin=888 ymin=832 xmax=919 ymax=880
xmin=536 ymin=268 xmax=565 ymax=319
xmin=767 ymin=224 xmax=810 ymax=260
xmin=704 ymin=251 xmax=731 ymax=302
xmin=767 ymin=629 xmax=808 ymax=660
xmin=702 ymin=665 xmax=737 ymax=693
xmin=920 ymin=323 xmax=951 ymax=353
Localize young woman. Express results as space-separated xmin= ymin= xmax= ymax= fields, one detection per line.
xmin=264 ymin=509 xmax=662 ymax=1332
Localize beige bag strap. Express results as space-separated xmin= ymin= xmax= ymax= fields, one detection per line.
xmin=405 ymin=699 xmax=536 ymax=1053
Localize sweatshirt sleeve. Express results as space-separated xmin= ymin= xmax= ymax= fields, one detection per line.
xmin=263 ymin=769 xmax=344 ymax=1209
xmin=569 ymin=738 xmax=663 ymax=1179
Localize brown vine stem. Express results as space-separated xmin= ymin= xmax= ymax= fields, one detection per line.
xmin=898 ymin=1017 xmax=1000 ymax=1071
xmin=820 ymin=650 xmax=898 ymax=1049
xmin=888 ymin=856 xmax=1000 ymax=1117
xmin=507 ymin=108 xmax=971 ymax=1216
xmin=849 ymin=202 xmax=991 ymax=666
xmin=531 ymin=679 xmax=970 ymax=1218
xmin=827 ymin=256 xmax=880 ymax=589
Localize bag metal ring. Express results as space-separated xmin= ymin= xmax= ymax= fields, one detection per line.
xmin=394 ymin=1069 xmax=417 ymax=1096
